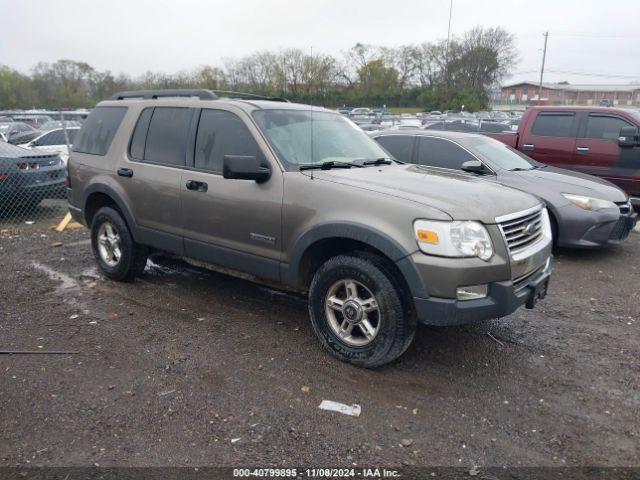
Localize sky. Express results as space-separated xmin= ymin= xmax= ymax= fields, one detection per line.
xmin=1 ymin=0 xmax=639 ymax=85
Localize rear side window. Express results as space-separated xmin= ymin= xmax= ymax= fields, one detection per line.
xmin=143 ymin=107 xmax=191 ymax=167
xmin=129 ymin=108 xmax=153 ymax=160
xmin=531 ymin=113 xmax=574 ymax=137
xmin=37 ymin=131 xmax=63 ymax=146
xmin=73 ymin=106 xmax=127 ymax=155
xmin=375 ymin=135 xmax=414 ymax=163
xmin=194 ymin=109 xmax=261 ymax=173
xmin=584 ymin=115 xmax=632 ymax=140
xmin=417 ymin=137 xmax=476 ymax=170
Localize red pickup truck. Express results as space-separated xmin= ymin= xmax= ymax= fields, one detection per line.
xmin=487 ymin=106 xmax=640 ymax=208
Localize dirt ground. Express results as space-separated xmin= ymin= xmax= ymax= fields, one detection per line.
xmin=0 ymin=221 xmax=638 ymax=470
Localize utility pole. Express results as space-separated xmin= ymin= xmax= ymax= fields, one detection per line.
xmin=445 ymin=0 xmax=453 ymax=68
xmin=537 ymin=31 xmax=549 ymax=103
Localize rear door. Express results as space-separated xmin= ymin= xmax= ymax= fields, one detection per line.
xmin=416 ymin=136 xmax=478 ymax=170
xmin=574 ymin=112 xmax=640 ymax=196
xmin=122 ymin=106 xmax=192 ymax=253
xmin=180 ymin=107 xmax=283 ymax=280
xmin=519 ymin=111 xmax=577 ymax=168
xmin=374 ymin=135 xmax=416 ymax=163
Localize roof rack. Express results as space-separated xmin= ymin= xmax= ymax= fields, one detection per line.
xmin=210 ymin=90 xmax=290 ymax=103
xmin=109 ymin=89 xmax=218 ymax=100
xmin=108 ymin=89 xmax=290 ymax=103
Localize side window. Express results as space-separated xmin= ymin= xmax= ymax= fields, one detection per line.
xmin=129 ymin=108 xmax=154 ymax=160
xmin=144 ymin=107 xmax=191 ymax=167
xmin=584 ymin=115 xmax=632 ymax=140
xmin=36 ymin=131 xmax=58 ymax=146
xmin=73 ymin=106 xmax=127 ymax=156
xmin=417 ymin=137 xmax=476 ymax=170
xmin=375 ymin=135 xmax=414 ymax=163
xmin=194 ymin=109 xmax=261 ymax=173
xmin=531 ymin=113 xmax=575 ymax=137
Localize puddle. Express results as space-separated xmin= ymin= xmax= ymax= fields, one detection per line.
xmin=31 ymin=261 xmax=79 ymax=293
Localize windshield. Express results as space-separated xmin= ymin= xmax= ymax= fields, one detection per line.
xmin=459 ymin=136 xmax=536 ymax=171
xmin=252 ymin=110 xmax=390 ymax=170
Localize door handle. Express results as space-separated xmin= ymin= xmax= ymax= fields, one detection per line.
xmin=576 ymin=147 xmax=590 ymax=153
xmin=186 ymin=180 xmax=208 ymax=192
xmin=522 ymin=144 xmax=535 ymax=151
xmin=117 ymin=168 xmax=134 ymax=178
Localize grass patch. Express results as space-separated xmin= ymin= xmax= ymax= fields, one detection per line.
xmin=386 ymin=107 xmax=423 ymax=114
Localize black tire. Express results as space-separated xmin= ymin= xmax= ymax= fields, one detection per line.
xmin=91 ymin=206 xmax=147 ymax=282
xmin=308 ymin=253 xmax=416 ymax=368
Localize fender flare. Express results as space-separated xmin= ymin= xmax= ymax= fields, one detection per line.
xmin=83 ymin=183 xmax=139 ymax=241
xmin=284 ymin=222 xmax=428 ymax=298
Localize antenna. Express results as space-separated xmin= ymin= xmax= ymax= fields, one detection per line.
xmin=310 ymin=45 xmax=315 ymax=180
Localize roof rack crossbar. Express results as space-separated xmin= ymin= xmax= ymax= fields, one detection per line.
xmin=109 ymin=89 xmax=218 ymax=100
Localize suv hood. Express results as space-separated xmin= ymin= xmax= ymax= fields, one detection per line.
xmin=315 ymin=164 xmax=540 ymax=224
xmin=512 ymin=166 xmax=627 ymax=202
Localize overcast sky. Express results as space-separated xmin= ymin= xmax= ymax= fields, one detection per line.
xmin=2 ymin=0 xmax=639 ymax=85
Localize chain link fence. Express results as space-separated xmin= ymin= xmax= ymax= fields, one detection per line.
xmin=0 ymin=112 xmax=78 ymax=231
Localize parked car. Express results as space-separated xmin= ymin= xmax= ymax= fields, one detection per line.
xmin=68 ymin=89 xmax=553 ymax=367
xmin=0 ymin=141 xmax=67 ymax=209
xmin=0 ymin=122 xmax=37 ymax=143
xmin=486 ymin=106 xmax=640 ymax=208
xmin=8 ymin=114 xmax=53 ymax=129
xmin=349 ymin=107 xmax=373 ymax=116
xmin=39 ymin=120 xmax=83 ymax=131
xmin=19 ymin=127 xmax=80 ymax=164
xmin=372 ymin=130 xmax=636 ymax=248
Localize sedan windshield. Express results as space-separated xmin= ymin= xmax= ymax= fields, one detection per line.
xmin=458 ymin=136 xmax=537 ymax=171
xmin=252 ymin=109 xmax=390 ymax=170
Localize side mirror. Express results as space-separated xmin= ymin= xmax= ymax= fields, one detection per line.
xmin=618 ymin=126 xmax=639 ymax=148
xmin=461 ymin=160 xmax=488 ymax=175
xmin=223 ymin=155 xmax=271 ymax=183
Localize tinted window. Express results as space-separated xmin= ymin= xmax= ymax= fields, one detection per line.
xmin=585 ymin=115 xmax=632 ymax=140
xmin=375 ymin=135 xmax=414 ymax=163
xmin=129 ymin=108 xmax=153 ymax=160
xmin=531 ymin=113 xmax=574 ymax=137
xmin=37 ymin=131 xmax=61 ymax=146
xmin=73 ymin=106 xmax=127 ymax=155
xmin=195 ymin=109 xmax=261 ymax=172
xmin=144 ymin=107 xmax=191 ymax=166
xmin=417 ymin=137 xmax=476 ymax=170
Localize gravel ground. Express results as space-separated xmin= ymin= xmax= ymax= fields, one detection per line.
xmin=0 ymin=221 xmax=638 ymax=469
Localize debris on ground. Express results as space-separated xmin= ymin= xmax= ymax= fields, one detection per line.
xmin=400 ymin=438 xmax=414 ymax=447
xmin=301 ymin=386 xmax=310 ymax=393
xmin=318 ymin=400 xmax=361 ymax=417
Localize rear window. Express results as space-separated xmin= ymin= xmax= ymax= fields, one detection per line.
xmin=531 ymin=113 xmax=574 ymax=137
xmin=73 ymin=106 xmax=127 ymax=155
xmin=141 ymin=107 xmax=191 ymax=167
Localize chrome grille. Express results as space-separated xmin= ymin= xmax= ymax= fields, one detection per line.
xmin=498 ymin=208 xmax=544 ymax=254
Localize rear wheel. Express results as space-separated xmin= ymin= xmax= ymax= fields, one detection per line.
xmin=91 ymin=206 xmax=147 ymax=281
xmin=308 ymin=254 xmax=416 ymax=368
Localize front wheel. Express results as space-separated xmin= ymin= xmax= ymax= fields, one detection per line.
xmin=308 ymin=254 xmax=416 ymax=368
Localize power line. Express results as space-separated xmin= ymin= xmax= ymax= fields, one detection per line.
xmin=551 ymin=31 xmax=640 ymax=39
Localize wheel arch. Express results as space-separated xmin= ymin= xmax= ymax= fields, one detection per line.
xmin=83 ymin=183 xmax=138 ymax=240
xmin=283 ymin=222 xmax=427 ymax=298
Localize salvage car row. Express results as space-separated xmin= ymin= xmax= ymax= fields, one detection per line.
xmin=63 ymin=89 xmax=636 ymax=369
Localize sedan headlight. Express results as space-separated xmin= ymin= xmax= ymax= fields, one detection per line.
xmin=414 ymin=220 xmax=494 ymax=261
xmin=561 ymin=193 xmax=617 ymax=211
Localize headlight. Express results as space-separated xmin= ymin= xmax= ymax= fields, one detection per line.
xmin=414 ymin=220 xmax=494 ymax=261
xmin=561 ymin=193 xmax=617 ymax=211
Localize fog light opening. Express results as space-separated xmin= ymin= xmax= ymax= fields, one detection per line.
xmin=456 ymin=284 xmax=489 ymax=301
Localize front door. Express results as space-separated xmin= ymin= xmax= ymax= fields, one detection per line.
xmin=180 ymin=107 xmax=283 ymax=281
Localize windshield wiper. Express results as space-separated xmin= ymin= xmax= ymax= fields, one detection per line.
xmin=510 ymin=167 xmax=535 ymax=171
xmin=300 ymin=161 xmax=361 ymax=171
xmin=360 ymin=157 xmax=393 ymax=166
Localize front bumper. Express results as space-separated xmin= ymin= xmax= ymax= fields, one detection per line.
xmin=557 ymin=205 xmax=637 ymax=248
xmin=414 ymin=257 xmax=552 ymax=326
